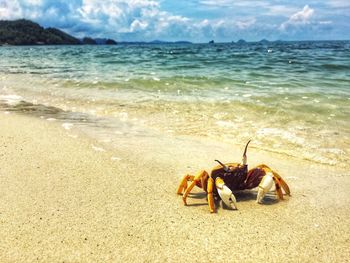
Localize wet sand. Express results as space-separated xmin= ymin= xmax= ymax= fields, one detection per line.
xmin=0 ymin=112 xmax=349 ymax=262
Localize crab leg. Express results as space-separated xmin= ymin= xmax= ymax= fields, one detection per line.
xmin=207 ymin=177 xmax=215 ymax=213
xmin=271 ymin=171 xmax=290 ymax=196
xmin=176 ymin=174 xmax=194 ymax=195
xmin=182 ymin=170 xmax=208 ymax=206
xmin=273 ymin=176 xmax=284 ymax=200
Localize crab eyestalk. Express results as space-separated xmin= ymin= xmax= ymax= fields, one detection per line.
xmin=242 ymin=140 xmax=251 ymax=165
xmin=215 ymin=159 xmax=230 ymax=172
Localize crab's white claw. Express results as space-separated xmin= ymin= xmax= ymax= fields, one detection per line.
xmin=215 ymin=178 xmax=237 ymax=210
xmin=257 ymin=172 xmax=274 ymax=204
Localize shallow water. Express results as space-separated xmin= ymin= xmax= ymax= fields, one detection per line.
xmin=0 ymin=41 xmax=349 ymax=167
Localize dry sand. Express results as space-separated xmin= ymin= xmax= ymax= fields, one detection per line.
xmin=0 ymin=112 xmax=349 ymax=262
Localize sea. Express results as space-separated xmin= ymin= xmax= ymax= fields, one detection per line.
xmin=0 ymin=41 xmax=349 ymax=168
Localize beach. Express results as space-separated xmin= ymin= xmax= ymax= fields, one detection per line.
xmin=1 ymin=41 xmax=349 ymax=262
xmin=1 ymin=112 xmax=349 ymax=262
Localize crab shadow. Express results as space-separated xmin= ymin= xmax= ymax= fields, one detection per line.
xmin=233 ymin=191 xmax=279 ymax=205
xmin=187 ymin=190 xmax=279 ymax=207
xmin=186 ymin=192 xmax=208 ymax=207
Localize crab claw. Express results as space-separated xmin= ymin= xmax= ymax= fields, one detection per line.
xmin=256 ymin=172 xmax=274 ymax=204
xmin=215 ymin=178 xmax=237 ymax=210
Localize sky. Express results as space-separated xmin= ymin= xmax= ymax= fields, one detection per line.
xmin=0 ymin=0 xmax=349 ymax=42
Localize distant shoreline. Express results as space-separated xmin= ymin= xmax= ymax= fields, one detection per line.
xmin=1 ymin=39 xmax=349 ymax=47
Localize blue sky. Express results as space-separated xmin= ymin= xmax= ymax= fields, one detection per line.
xmin=0 ymin=0 xmax=349 ymax=42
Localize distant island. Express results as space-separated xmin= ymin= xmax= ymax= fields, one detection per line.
xmin=0 ymin=19 xmax=117 ymax=45
xmin=117 ymin=40 xmax=192 ymax=45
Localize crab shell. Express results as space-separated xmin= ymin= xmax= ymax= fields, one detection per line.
xmin=210 ymin=163 xmax=273 ymax=209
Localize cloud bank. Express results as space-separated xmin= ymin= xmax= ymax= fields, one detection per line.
xmin=0 ymin=0 xmax=349 ymax=41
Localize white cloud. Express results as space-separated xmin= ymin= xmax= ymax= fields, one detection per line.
xmin=0 ymin=0 xmax=22 ymax=19
xmin=289 ymin=5 xmax=314 ymax=23
xmin=267 ymin=5 xmax=299 ymax=16
xmin=200 ymin=0 xmax=269 ymax=8
xmin=130 ymin=19 xmax=148 ymax=32
xmin=26 ymin=0 xmax=42 ymax=6
xmin=327 ymin=0 xmax=350 ymax=8
xmin=280 ymin=5 xmax=314 ymax=30
xmin=236 ymin=18 xmax=256 ymax=29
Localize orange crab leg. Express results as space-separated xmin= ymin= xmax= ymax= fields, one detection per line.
xmin=207 ymin=177 xmax=215 ymax=213
xmin=273 ymin=177 xmax=284 ymax=200
xmin=176 ymin=174 xmax=194 ymax=195
xmin=182 ymin=170 xmax=208 ymax=205
xmin=272 ymin=172 xmax=290 ymax=196
xmin=256 ymin=164 xmax=290 ymax=196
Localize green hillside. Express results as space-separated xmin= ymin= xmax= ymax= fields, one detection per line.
xmin=0 ymin=19 xmax=81 ymax=45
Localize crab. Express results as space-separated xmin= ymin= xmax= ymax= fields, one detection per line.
xmin=176 ymin=141 xmax=290 ymax=213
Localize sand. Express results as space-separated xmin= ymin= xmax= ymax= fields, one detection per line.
xmin=0 ymin=112 xmax=349 ymax=262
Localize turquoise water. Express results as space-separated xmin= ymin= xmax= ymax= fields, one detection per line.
xmin=1 ymin=41 xmax=350 ymax=167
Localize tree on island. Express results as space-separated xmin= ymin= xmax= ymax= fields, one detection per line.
xmin=0 ymin=19 xmax=81 ymax=45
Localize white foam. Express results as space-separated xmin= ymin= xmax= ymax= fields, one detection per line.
xmin=119 ymin=112 xmax=128 ymax=122
xmin=320 ymin=148 xmax=345 ymax=155
xmin=46 ymin=118 xmax=56 ymax=122
xmin=111 ymin=156 xmax=122 ymax=161
xmin=0 ymin=94 xmax=23 ymax=106
xmin=256 ymin=128 xmax=305 ymax=145
xmin=62 ymin=123 xmax=74 ymax=130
